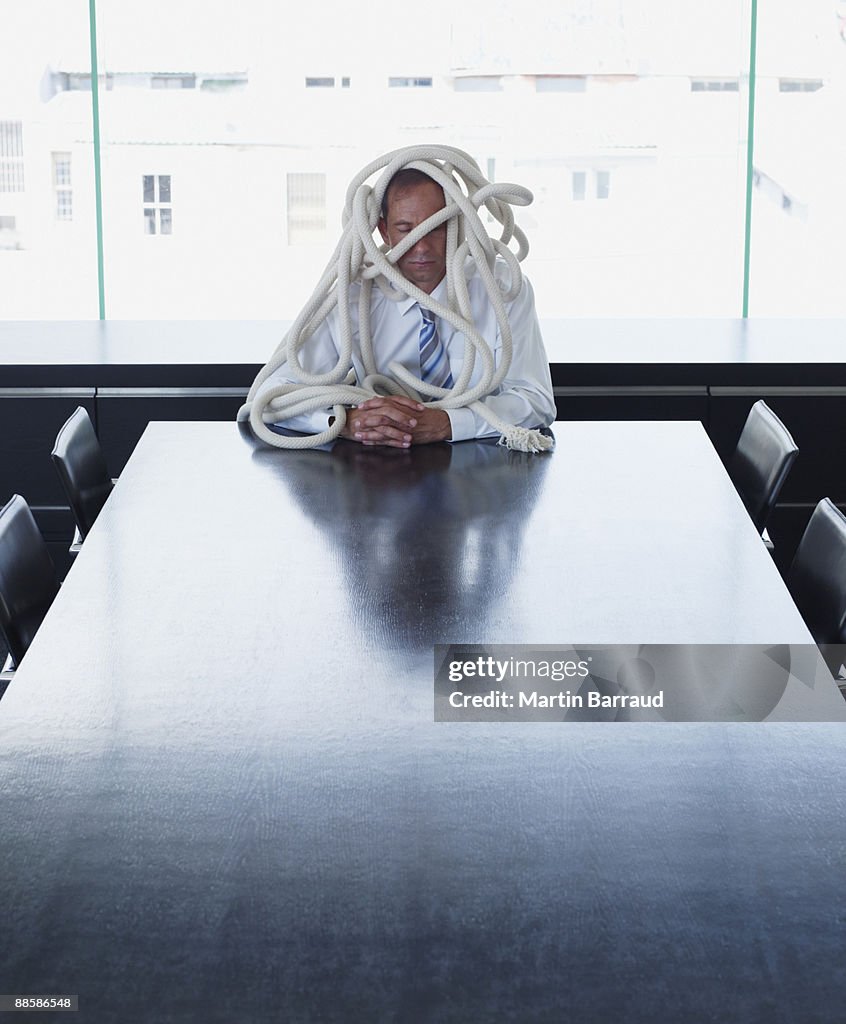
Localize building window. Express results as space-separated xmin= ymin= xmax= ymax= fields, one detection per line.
xmin=286 ymin=173 xmax=326 ymax=244
xmin=53 ymin=71 xmax=243 ymax=94
xmin=55 ymin=72 xmax=115 ymax=91
xmin=388 ymin=77 xmax=432 ymax=88
xmin=199 ymin=74 xmax=248 ymax=92
xmin=151 ymin=74 xmax=196 ymax=89
xmin=536 ymin=76 xmax=587 ymax=93
xmin=454 ymin=76 xmax=503 ymax=93
xmin=305 ymin=77 xmax=350 ymax=88
xmin=571 ymin=170 xmax=611 ymax=201
xmin=0 ymin=214 xmax=19 ymax=249
xmin=691 ymin=79 xmax=739 ymax=92
xmin=778 ymin=79 xmax=824 ymax=92
xmin=0 ymin=121 xmax=25 ymax=193
xmin=143 ymin=174 xmax=172 ymax=235
xmin=52 ymin=152 xmax=72 ymax=220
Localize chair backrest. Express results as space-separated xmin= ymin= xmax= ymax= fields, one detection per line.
xmin=787 ymin=498 xmax=846 ymax=655
xmin=728 ymin=400 xmax=799 ymax=535
xmin=0 ymin=495 xmax=61 ymax=668
xmin=51 ymin=406 xmax=113 ymax=540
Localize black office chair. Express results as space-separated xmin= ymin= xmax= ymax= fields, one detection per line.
xmin=51 ymin=406 xmax=114 ymax=553
xmin=0 ymin=495 xmax=61 ymax=679
xmin=787 ymin=498 xmax=846 ymax=680
xmin=727 ymin=400 xmax=798 ymax=548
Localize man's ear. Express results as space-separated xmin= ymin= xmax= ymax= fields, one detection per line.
xmin=378 ymin=217 xmax=389 ymax=245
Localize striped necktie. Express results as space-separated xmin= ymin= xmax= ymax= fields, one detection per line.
xmin=418 ymin=306 xmax=453 ymax=390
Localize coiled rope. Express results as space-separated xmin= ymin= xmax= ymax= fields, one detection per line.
xmin=237 ymin=144 xmax=553 ymax=453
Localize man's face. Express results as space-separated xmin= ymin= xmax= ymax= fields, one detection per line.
xmin=378 ymin=181 xmax=447 ymax=295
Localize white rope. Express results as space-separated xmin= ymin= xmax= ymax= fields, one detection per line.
xmin=237 ymin=144 xmax=553 ymax=453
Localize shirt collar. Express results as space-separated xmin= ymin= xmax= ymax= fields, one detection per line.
xmin=398 ymin=275 xmax=448 ymax=317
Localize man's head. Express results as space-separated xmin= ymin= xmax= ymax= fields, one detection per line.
xmin=378 ymin=169 xmax=447 ymax=295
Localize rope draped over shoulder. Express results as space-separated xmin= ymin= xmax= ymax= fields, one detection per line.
xmin=237 ymin=144 xmax=553 ymax=453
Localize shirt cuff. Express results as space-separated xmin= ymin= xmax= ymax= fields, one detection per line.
xmin=445 ymin=407 xmax=479 ymax=443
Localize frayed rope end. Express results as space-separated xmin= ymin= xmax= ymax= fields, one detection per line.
xmin=497 ymin=427 xmax=554 ymax=454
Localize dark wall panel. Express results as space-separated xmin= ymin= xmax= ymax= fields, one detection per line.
xmin=97 ymin=392 xmax=247 ymax=474
xmin=554 ymin=392 xmax=708 ymax=424
xmin=0 ymin=392 xmax=96 ymax=507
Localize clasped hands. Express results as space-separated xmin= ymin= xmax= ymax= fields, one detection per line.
xmin=337 ymin=395 xmax=451 ymax=447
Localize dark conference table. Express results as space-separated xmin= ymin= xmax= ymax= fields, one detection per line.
xmin=1 ymin=420 xmax=845 ymax=1023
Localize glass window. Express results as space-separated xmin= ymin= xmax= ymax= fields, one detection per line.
xmin=0 ymin=0 xmax=98 ymax=316
xmin=53 ymin=153 xmax=72 ymax=186
xmin=151 ymin=74 xmax=196 ymax=89
xmin=53 ymin=153 xmax=73 ymax=220
xmin=536 ymin=76 xmax=587 ymax=93
xmin=388 ymin=77 xmax=433 ymax=88
xmin=199 ymin=74 xmax=248 ymax=92
xmin=141 ymin=175 xmax=172 ymax=234
xmin=286 ymin=173 xmax=326 ymax=244
xmin=691 ymin=78 xmax=739 ymax=92
xmin=0 ymin=213 xmax=19 ymax=249
xmin=69 ymin=0 xmax=752 ymax=321
xmin=454 ymin=76 xmax=503 ymax=93
xmin=67 ymin=73 xmax=92 ymax=91
xmin=778 ymin=78 xmax=823 ymax=93
xmin=56 ymin=192 xmax=73 ymax=220
xmin=749 ymin=0 xmax=845 ymax=314
xmin=0 ymin=122 xmax=25 ymax=192
xmin=451 ymin=0 xmax=750 ymax=319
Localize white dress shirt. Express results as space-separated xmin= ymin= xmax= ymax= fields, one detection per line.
xmin=259 ymin=259 xmax=556 ymax=442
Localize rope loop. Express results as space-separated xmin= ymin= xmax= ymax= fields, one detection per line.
xmin=238 ymin=144 xmax=552 ymax=453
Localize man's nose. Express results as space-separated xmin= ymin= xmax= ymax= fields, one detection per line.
xmin=409 ymin=231 xmax=432 ymax=253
